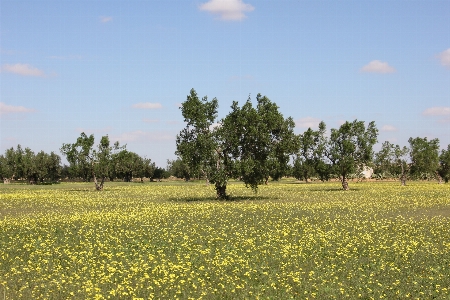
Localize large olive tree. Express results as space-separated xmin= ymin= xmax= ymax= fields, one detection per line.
xmin=176 ymin=89 xmax=298 ymax=199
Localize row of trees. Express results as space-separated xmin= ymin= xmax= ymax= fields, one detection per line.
xmin=2 ymin=89 xmax=449 ymax=194
xmin=0 ymin=145 xmax=61 ymax=184
xmin=293 ymin=126 xmax=450 ymax=186
xmin=0 ymin=134 xmax=169 ymax=188
xmin=176 ymin=89 xmax=450 ymax=198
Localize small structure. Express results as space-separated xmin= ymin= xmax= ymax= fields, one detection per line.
xmin=360 ymin=166 xmax=373 ymax=179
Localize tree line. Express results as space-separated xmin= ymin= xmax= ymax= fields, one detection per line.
xmin=176 ymin=89 xmax=450 ymax=198
xmin=1 ymin=89 xmax=449 ymax=194
xmin=0 ymin=133 xmax=168 ymax=188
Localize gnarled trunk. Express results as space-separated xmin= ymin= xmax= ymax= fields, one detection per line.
xmin=93 ymin=174 xmax=105 ymax=191
xmin=215 ymin=184 xmax=228 ymax=200
xmin=400 ymin=164 xmax=407 ymax=186
xmin=341 ymin=176 xmax=349 ymax=190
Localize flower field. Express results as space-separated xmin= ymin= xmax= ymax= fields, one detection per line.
xmin=1 ymin=181 xmax=450 ymax=299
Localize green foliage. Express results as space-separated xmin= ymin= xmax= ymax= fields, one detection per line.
xmin=61 ymin=133 xmax=122 ymax=190
xmin=177 ymin=89 xmax=298 ymax=198
xmin=438 ymin=144 xmax=450 ymax=183
xmin=408 ymin=137 xmax=440 ymax=180
xmin=374 ymin=141 xmax=409 ymax=183
xmin=327 ymin=120 xmax=378 ymax=190
xmin=0 ymin=146 xmax=61 ymax=184
xmin=294 ymin=121 xmax=327 ymax=182
xmin=111 ymin=150 xmax=154 ymax=182
xmin=167 ymin=158 xmax=191 ymax=180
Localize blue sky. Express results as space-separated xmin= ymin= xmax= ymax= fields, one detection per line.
xmin=1 ymin=0 xmax=449 ymax=167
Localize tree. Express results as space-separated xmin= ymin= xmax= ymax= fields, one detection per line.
xmin=177 ymin=90 xmax=297 ymax=199
xmin=167 ymin=158 xmax=191 ymax=181
xmin=438 ymin=145 xmax=450 ymax=183
xmin=408 ymin=137 xmax=440 ymax=182
xmin=374 ymin=141 xmax=409 ymax=184
xmin=176 ymin=89 xmax=219 ymax=189
xmin=112 ymin=150 xmax=150 ymax=182
xmin=294 ymin=121 xmax=327 ymax=183
xmin=21 ymin=147 xmax=38 ymax=184
xmin=0 ymin=146 xmax=24 ymax=183
xmin=61 ymin=133 xmax=122 ymax=190
xmin=326 ymin=120 xmax=378 ymax=190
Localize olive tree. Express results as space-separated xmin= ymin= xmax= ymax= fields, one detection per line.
xmin=176 ymin=89 xmax=298 ymax=199
xmin=408 ymin=137 xmax=440 ymax=182
xmin=438 ymin=144 xmax=450 ymax=183
xmin=61 ymin=133 xmax=122 ymax=190
xmin=293 ymin=121 xmax=327 ymax=183
xmin=326 ymin=120 xmax=378 ymax=190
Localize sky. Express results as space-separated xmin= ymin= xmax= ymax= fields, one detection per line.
xmin=1 ymin=0 xmax=449 ymax=168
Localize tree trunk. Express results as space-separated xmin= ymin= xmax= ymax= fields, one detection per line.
xmin=93 ymin=173 xmax=104 ymax=191
xmin=400 ymin=164 xmax=407 ymax=186
xmin=215 ymin=184 xmax=228 ymax=200
xmin=436 ymin=171 xmax=443 ymax=184
xmin=341 ymin=177 xmax=349 ymax=190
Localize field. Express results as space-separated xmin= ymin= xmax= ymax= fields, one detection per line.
xmin=1 ymin=180 xmax=450 ymax=299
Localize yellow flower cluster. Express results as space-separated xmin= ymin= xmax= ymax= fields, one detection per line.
xmin=1 ymin=181 xmax=449 ymax=299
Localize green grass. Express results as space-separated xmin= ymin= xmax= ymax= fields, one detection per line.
xmin=1 ymin=181 xmax=449 ymax=299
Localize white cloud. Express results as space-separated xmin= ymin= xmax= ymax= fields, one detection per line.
xmin=437 ymin=48 xmax=450 ymax=68
xmin=381 ymin=125 xmax=397 ymax=132
xmin=422 ymin=107 xmax=450 ymax=116
xmin=295 ymin=117 xmax=321 ymax=129
xmin=199 ymin=0 xmax=254 ymax=21
xmin=1 ymin=63 xmax=45 ymax=77
xmin=132 ymin=102 xmax=162 ymax=109
xmin=0 ymin=102 xmax=35 ymax=115
xmin=113 ymin=131 xmax=173 ymax=143
xmin=100 ymin=16 xmax=113 ymax=23
xmin=360 ymin=60 xmax=396 ymax=73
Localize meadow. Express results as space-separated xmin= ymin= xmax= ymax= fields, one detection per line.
xmin=1 ymin=180 xmax=449 ymax=299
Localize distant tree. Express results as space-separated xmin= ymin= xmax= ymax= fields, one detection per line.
xmin=374 ymin=141 xmax=395 ymax=179
xmin=374 ymin=141 xmax=409 ymax=184
xmin=112 ymin=150 xmax=149 ymax=182
xmin=45 ymin=152 xmax=62 ymax=182
xmin=408 ymin=137 xmax=440 ymax=181
xmin=61 ymin=133 xmax=122 ymax=190
xmin=0 ymin=148 xmax=17 ymax=183
xmin=294 ymin=121 xmax=327 ymax=183
xmin=21 ymin=147 xmax=39 ymax=184
xmin=167 ymin=158 xmax=191 ymax=181
xmin=326 ymin=120 xmax=378 ymax=190
xmin=152 ymin=167 xmax=168 ymax=181
xmin=438 ymin=145 xmax=450 ymax=183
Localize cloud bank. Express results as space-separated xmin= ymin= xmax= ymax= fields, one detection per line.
xmin=361 ymin=60 xmax=396 ymax=73
xmin=1 ymin=63 xmax=45 ymax=77
xmin=132 ymin=103 xmax=162 ymax=109
xmin=0 ymin=102 xmax=35 ymax=115
xmin=199 ymin=0 xmax=254 ymax=21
